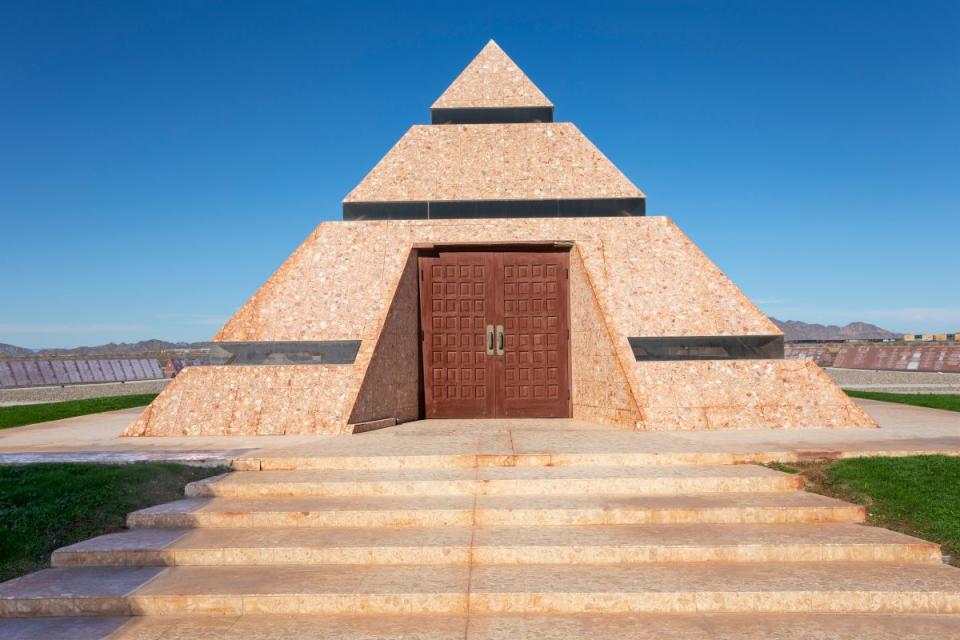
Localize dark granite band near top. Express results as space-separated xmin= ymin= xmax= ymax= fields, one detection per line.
xmin=430 ymin=106 xmax=554 ymax=124
xmin=628 ymin=335 xmax=784 ymax=361
xmin=208 ymin=341 xmax=361 ymax=366
xmin=343 ymin=197 xmax=645 ymax=221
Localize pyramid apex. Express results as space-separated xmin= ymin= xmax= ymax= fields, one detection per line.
xmin=431 ymin=40 xmax=553 ymax=120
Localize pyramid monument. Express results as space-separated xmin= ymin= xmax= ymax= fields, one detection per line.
xmin=127 ymin=40 xmax=873 ymax=436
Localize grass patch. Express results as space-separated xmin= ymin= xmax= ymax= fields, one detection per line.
xmin=0 ymin=394 xmax=158 ymax=430
xmin=844 ymin=390 xmax=960 ymax=412
xmin=789 ymin=455 xmax=960 ymax=563
xmin=0 ymin=462 xmax=223 ymax=582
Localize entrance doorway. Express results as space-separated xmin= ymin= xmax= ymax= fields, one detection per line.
xmin=418 ymin=247 xmax=571 ymax=419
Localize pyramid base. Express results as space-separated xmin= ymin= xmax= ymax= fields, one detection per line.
xmin=125 ymin=217 xmax=875 ymax=437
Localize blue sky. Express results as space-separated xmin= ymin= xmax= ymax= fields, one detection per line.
xmin=1 ymin=1 xmax=958 ymax=348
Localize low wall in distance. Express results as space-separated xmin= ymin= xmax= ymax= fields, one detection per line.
xmin=787 ymin=343 xmax=960 ymax=373
xmin=825 ymin=368 xmax=960 ymax=395
xmin=0 ymin=379 xmax=170 ymax=406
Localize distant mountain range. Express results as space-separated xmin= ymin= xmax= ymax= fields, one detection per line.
xmin=0 ymin=339 xmax=210 ymax=357
xmin=769 ymin=318 xmax=899 ymax=341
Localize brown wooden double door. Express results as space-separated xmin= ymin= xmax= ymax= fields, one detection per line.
xmin=419 ymin=249 xmax=571 ymax=419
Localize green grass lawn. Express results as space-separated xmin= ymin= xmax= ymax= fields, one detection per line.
xmin=780 ymin=455 xmax=960 ymax=563
xmin=844 ymin=389 xmax=960 ymax=412
xmin=0 ymin=462 xmax=223 ymax=582
xmin=0 ymin=394 xmax=158 ymax=430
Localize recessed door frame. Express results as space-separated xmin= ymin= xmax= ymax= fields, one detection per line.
xmin=417 ymin=243 xmax=572 ymax=420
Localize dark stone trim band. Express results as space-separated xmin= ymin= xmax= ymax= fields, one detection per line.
xmin=629 ymin=335 xmax=784 ymax=361
xmin=430 ymin=106 xmax=554 ymax=124
xmin=343 ymin=197 xmax=645 ymax=221
xmin=209 ymin=341 xmax=361 ymax=366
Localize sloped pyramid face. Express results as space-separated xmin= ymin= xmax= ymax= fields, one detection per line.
xmin=343 ymin=123 xmax=644 ymax=205
xmin=432 ymin=40 xmax=552 ymax=110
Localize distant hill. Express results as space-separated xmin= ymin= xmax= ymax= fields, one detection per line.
xmin=0 ymin=340 xmax=209 ymax=357
xmin=36 ymin=340 xmax=210 ymax=356
xmin=0 ymin=342 xmax=34 ymax=356
xmin=770 ymin=318 xmax=899 ymax=341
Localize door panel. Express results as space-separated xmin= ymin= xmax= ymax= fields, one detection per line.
xmin=497 ymin=251 xmax=570 ymax=418
xmin=419 ymin=249 xmax=570 ymax=419
xmin=419 ymin=252 xmax=496 ymax=418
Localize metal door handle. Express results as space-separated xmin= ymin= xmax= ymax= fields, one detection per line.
xmin=486 ymin=325 xmax=494 ymax=356
xmin=496 ymin=325 xmax=504 ymax=356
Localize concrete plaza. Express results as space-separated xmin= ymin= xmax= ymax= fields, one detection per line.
xmin=1 ymin=399 xmax=957 ymax=467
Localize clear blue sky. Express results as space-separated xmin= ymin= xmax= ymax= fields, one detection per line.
xmin=1 ymin=1 xmax=958 ymax=348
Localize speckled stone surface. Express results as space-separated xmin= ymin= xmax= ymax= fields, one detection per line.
xmin=431 ymin=40 xmax=552 ymax=109
xmin=344 ymin=123 xmax=642 ymax=203
xmin=212 ymin=218 xmax=776 ymax=346
xmin=347 ymin=252 xmax=419 ymax=426
xmin=569 ymin=246 xmax=642 ymax=427
xmin=5 ymin=562 xmax=960 ymax=616
xmin=633 ymin=359 xmax=876 ymax=431
xmin=125 ymin=492 xmax=866 ymax=529
xmin=125 ymin=365 xmax=357 ymax=437
xmin=464 ymin=613 xmax=960 ymax=639
xmin=180 ymin=465 xmax=803 ymax=499
xmin=114 ymin=613 xmax=467 ymax=639
xmin=51 ymin=523 xmax=941 ymax=567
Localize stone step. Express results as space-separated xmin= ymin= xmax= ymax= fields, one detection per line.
xmin=185 ymin=465 xmax=802 ymax=498
xmin=51 ymin=523 xmax=941 ymax=567
xmin=5 ymin=613 xmax=960 ymax=640
xmin=3 ymin=563 xmax=960 ymax=617
xmin=128 ymin=492 xmax=865 ymax=529
xmin=234 ymin=450 xmax=791 ymax=471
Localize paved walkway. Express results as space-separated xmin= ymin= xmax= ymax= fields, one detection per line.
xmin=0 ymin=399 xmax=957 ymax=466
xmin=0 ymin=408 xmax=318 ymax=465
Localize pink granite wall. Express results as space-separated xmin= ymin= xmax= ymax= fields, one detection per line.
xmin=124 ymin=366 xmax=356 ymax=437
xmin=431 ymin=40 xmax=553 ymax=110
xmin=213 ymin=218 xmax=779 ymax=343
xmin=347 ymin=251 xmax=421 ymax=426
xmin=569 ymin=246 xmax=642 ymax=428
xmin=632 ymin=359 xmax=875 ymax=431
xmin=344 ymin=124 xmax=642 ymax=204
xmin=214 ymin=223 xmax=391 ymax=342
xmin=128 ymin=217 xmax=873 ymax=436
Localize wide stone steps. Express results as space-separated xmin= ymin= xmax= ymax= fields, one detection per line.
xmin=5 ymin=440 xmax=959 ymax=636
xmin=5 ymin=612 xmax=960 ymax=639
xmin=184 ymin=465 xmax=802 ymax=498
xmin=4 ymin=563 xmax=960 ymax=617
xmin=50 ymin=523 xmax=941 ymax=567
xmin=127 ymin=491 xmax=865 ymax=529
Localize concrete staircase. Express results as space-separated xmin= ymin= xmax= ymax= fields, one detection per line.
xmin=3 ymin=448 xmax=960 ymax=638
